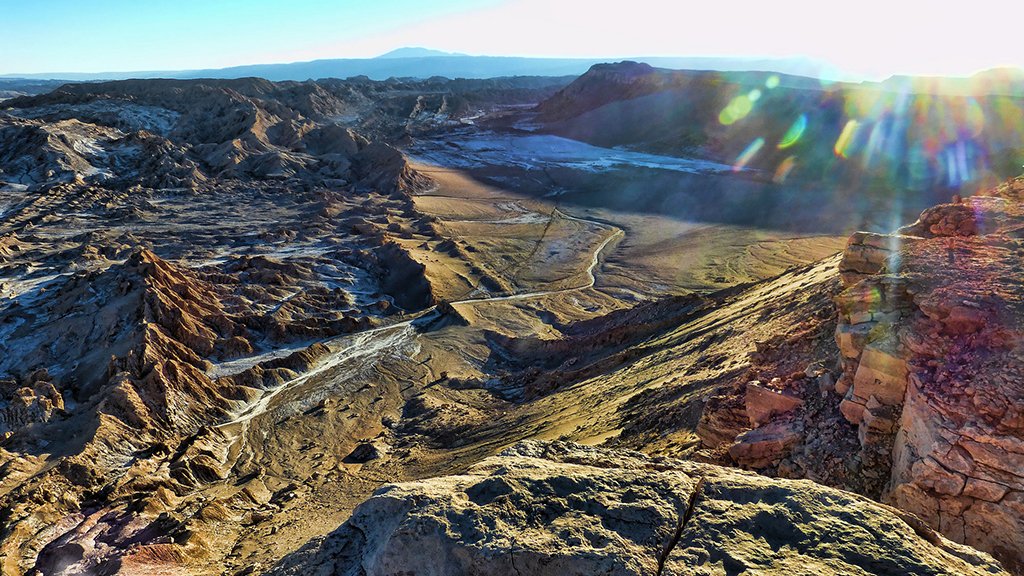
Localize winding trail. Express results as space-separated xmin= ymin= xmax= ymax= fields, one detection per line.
xmin=216 ymin=206 xmax=623 ymax=431
xmin=455 ymin=208 xmax=622 ymax=306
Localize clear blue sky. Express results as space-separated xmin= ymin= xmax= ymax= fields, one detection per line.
xmin=0 ymin=0 xmax=495 ymax=74
xmin=2 ymin=0 xmax=1023 ymax=77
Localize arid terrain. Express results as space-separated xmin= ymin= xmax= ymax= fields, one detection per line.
xmin=0 ymin=64 xmax=1022 ymax=576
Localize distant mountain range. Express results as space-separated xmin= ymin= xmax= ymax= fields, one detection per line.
xmin=1 ymin=47 xmax=840 ymax=83
xmin=375 ymin=47 xmax=468 ymax=59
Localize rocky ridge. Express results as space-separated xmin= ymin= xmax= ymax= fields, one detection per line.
xmin=838 ymin=186 xmax=1024 ymax=571
xmin=1 ymin=75 xmax=567 ymax=192
xmin=1 ymin=85 xmax=421 ymax=193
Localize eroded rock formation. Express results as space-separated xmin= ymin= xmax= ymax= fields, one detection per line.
xmin=837 ymin=187 xmax=1024 ymax=571
xmin=698 ymin=181 xmax=1024 ymax=572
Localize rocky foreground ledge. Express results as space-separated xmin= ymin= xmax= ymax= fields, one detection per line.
xmin=270 ymin=441 xmax=1004 ymax=576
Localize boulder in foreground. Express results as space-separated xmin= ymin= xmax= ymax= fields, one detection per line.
xmin=271 ymin=441 xmax=1006 ymax=576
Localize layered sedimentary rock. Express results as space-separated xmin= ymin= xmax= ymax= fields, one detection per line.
xmin=834 ymin=187 xmax=1024 ymax=571
xmin=700 ymin=183 xmax=1024 ymax=572
xmin=1 ymin=250 xmax=236 ymax=435
xmin=271 ymin=441 xmax=1006 ymax=576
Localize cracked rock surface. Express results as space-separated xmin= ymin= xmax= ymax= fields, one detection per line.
xmin=270 ymin=441 xmax=1006 ymax=576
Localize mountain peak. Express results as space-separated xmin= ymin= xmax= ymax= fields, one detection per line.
xmin=375 ymin=47 xmax=466 ymax=59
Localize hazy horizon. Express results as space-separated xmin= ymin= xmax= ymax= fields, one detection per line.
xmin=4 ymin=0 xmax=1024 ymax=80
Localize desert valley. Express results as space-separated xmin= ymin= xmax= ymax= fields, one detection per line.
xmin=1 ymin=35 xmax=1023 ymax=576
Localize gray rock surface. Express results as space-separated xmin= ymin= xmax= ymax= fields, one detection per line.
xmin=271 ymin=441 xmax=1006 ymax=576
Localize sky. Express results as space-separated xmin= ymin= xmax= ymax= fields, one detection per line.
xmin=2 ymin=0 xmax=1023 ymax=79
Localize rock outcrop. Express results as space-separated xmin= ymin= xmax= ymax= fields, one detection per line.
xmin=0 ymin=371 xmax=64 ymax=436
xmin=0 ymin=244 xmax=382 ymax=454
xmin=698 ymin=183 xmax=1024 ymax=573
xmin=834 ymin=186 xmax=1024 ymax=572
xmin=271 ymin=441 xmax=1006 ymax=576
xmin=0 ymin=249 xmax=238 ymax=435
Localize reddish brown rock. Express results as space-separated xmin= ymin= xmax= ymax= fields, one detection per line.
xmin=839 ymin=231 xmax=922 ymax=286
xmin=728 ymin=420 xmax=803 ymax=469
xmin=833 ymin=190 xmax=1024 ymax=573
xmin=744 ymin=380 xmax=804 ymax=426
xmin=696 ymin=384 xmax=751 ymax=449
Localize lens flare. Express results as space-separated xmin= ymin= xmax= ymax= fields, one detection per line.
xmin=906 ymin=143 xmax=930 ymax=187
xmin=710 ymin=74 xmax=1014 ymax=189
xmin=773 ymin=156 xmax=797 ymax=183
xmin=719 ymin=94 xmax=755 ymax=125
xmin=966 ymin=98 xmax=985 ymax=138
xmin=834 ymin=119 xmax=859 ymax=158
xmin=958 ymin=141 xmax=971 ymax=181
xmin=778 ymin=114 xmax=807 ymax=149
xmin=885 ymin=204 xmax=905 ymax=273
xmin=733 ymin=137 xmax=765 ymax=172
xmin=943 ymin=140 xmax=978 ymax=187
xmin=862 ymin=121 xmax=885 ymax=169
